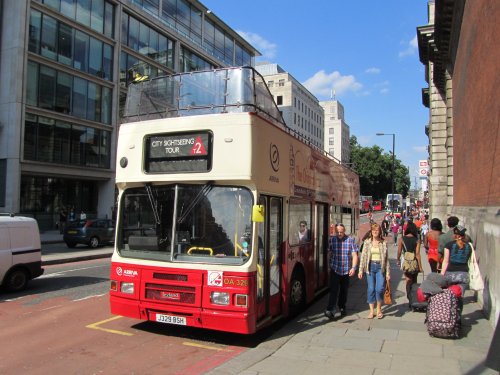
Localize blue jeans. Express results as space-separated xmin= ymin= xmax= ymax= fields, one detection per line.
xmin=366 ymin=262 xmax=385 ymax=304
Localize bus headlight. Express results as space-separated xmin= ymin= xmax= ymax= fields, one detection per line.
xmin=211 ymin=291 xmax=230 ymax=305
xmin=121 ymin=282 xmax=135 ymax=294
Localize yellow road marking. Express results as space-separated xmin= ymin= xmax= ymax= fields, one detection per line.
xmin=182 ymin=342 xmax=232 ymax=351
xmin=86 ymin=315 xmax=134 ymax=336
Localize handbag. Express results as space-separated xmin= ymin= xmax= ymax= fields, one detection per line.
xmin=402 ymin=239 xmax=419 ymax=273
xmin=384 ymin=281 xmax=393 ymax=305
xmin=468 ymin=243 xmax=484 ymax=291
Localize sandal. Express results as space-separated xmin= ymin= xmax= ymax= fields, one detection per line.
xmin=377 ymin=312 xmax=384 ymax=319
xmin=367 ymin=312 xmax=374 ymax=319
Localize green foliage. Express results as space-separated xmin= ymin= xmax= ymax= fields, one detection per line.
xmin=349 ymin=136 xmax=410 ymax=200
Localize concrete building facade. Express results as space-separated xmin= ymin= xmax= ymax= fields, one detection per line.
xmin=0 ymin=0 xmax=258 ymax=229
xmin=417 ymin=0 xmax=500 ymax=326
xmin=319 ymin=99 xmax=350 ymax=164
xmin=255 ymin=63 xmax=324 ymax=150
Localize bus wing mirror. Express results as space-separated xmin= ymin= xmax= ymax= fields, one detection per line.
xmin=252 ymin=205 xmax=264 ymax=222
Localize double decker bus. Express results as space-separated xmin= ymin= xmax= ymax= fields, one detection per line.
xmin=109 ymin=67 xmax=360 ymax=334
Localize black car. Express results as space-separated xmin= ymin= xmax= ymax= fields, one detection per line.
xmin=63 ymin=219 xmax=115 ymax=248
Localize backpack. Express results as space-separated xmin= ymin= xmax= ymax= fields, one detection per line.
xmin=425 ymin=289 xmax=461 ymax=339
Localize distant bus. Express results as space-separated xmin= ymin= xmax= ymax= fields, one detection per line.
xmin=359 ymin=195 xmax=373 ymax=213
xmin=385 ymin=194 xmax=403 ymax=212
xmin=372 ymin=200 xmax=383 ymax=211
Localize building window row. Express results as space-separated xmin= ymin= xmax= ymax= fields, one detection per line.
xmin=27 ymin=61 xmax=112 ymax=124
xmin=180 ymin=47 xmax=215 ymax=72
xmin=34 ymin=0 xmax=114 ymax=38
xmin=24 ymin=113 xmax=111 ymax=169
xmin=20 ymin=175 xmax=97 ymax=215
xmin=120 ymin=52 xmax=168 ymax=87
xmin=129 ymin=0 xmax=252 ymax=67
xmin=29 ymin=9 xmax=113 ymax=81
xmin=121 ymin=12 xmax=175 ymax=70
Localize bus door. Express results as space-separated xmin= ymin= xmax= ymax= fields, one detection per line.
xmin=256 ymin=195 xmax=283 ymax=321
xmin=315 ymin=203 xmax=329 ymax=289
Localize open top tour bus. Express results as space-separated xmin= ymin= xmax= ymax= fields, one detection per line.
xmin=110 ymin=67 xmax=360 ymax=334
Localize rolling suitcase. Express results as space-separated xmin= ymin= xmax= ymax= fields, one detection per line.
xmin=409 ymin=282 xmax=428 ymax=312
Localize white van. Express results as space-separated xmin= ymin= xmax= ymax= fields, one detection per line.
xmin=0 ymin=214 xmax=44 ymax=291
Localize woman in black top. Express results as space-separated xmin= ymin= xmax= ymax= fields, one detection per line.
xmin=396 ymin=221 xmax=423 ymax=308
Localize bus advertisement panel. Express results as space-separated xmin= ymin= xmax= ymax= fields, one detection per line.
xmin=109 ymin=67 xmax=360 ymax=334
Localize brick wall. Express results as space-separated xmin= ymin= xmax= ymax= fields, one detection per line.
xmin=452 ymin=0 xmax=500 ymax=206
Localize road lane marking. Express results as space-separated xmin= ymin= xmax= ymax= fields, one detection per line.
xmin=86 ymin=315 xmax=134 ymax=336
xmin=182 ymin=342 xmax=232 ymax=351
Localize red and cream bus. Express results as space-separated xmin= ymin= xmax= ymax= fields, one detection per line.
xmin=109 ymin=67 xmax=360 ymax=334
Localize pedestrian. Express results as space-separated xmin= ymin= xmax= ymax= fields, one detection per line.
xmin=391 ymin=218 xmax=400 ymax=246
xmin=438 ymin=216 xmax=459 ymax=259
xmin=440 ymin=225 xmax=472 ymax=300
xmin=69 ymin=207 xmax=76 ymax=222
xmin=358 ymin=223 xmax=391 ymax=319
xmin=381 ymin=217 xmax=390 ymax=237
xmin=58 ymin=207 xmax=67 ymax=234
xmin=424 ymin=218 xmax=443 ymax=272
xmin=80 ymin=210 xmax=87 ymax=220
xmin=324 ymin=223 xmax=359 ymax=319
xmin=396 ymin=221 xmax=423 ymax=309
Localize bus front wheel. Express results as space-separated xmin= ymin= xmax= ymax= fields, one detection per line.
xmin=289 ymin=271 xmax=305 ymax=316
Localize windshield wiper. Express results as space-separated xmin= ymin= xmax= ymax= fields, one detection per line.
xmin=177 ymin=182 xmax=213 ymax=224
xmin=145 ymin=183 xmax=161 ymax=224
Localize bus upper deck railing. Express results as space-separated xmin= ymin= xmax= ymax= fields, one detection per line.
xmin=122 ymin=66 xmax=351 ymax=170
xmin=123 ymin=66 xmax=286 ymax=129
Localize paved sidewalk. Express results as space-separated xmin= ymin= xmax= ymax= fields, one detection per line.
xmin=40 ymin=230 xmax=497 ymax=374
xmin=207 ymin=243 xmax=497 ymax=375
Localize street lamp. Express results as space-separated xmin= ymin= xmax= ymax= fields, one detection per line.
xmin=376 ymin=133 xmax=396 ymax=211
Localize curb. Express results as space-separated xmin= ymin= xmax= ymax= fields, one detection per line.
xmin=42 ymin=252 xmax=112 ymax=266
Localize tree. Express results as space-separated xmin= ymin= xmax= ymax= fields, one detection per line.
xmin=349 ymin=136 xmax=410 ymax=200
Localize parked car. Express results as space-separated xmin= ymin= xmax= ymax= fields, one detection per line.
xmin=63 ymin=218 xmax=115 ymax=248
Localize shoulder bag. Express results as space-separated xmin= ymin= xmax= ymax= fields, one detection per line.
xmin=384 ymin=281 xmax=393 ymax=305
xmin=468 ymin=243 xmax=484 ymax=291
xmin=402 ymin=238 xmax=419 ymax=273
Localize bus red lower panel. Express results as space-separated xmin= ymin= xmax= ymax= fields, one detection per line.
xmin=110 ymin=295 xmax=256 ymax=334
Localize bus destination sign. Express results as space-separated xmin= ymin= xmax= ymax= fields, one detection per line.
xmin=148 ymin=133 xmax=209 ymax=159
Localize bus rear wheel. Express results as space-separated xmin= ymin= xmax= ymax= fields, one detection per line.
xmin=289 ymin=272 xmax=305 ymax=316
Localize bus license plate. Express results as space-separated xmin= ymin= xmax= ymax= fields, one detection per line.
xmin=156 ymin=314 xmax=186 ymax=325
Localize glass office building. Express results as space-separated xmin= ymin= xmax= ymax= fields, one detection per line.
xmin=0 ymin=0 xmax=258 ymax=229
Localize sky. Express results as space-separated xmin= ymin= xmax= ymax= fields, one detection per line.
xmin=201 ymin=0 xmax=430 ymax=189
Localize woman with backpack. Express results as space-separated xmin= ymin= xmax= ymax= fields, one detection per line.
xmin=440 ymin=225 xmax=472 ymax=299
xmin=358 ymin=223 xmax=391 ymax=319
xmin=396 ymin=221 xmax=423 ymax=309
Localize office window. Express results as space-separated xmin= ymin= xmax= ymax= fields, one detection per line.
xmin=73 ymin=30 xmax=89 ymax=71
xmin=72 ymin=77 xmax=87 ymax=118
xmin=90 ymin=0 xmax=104 ymax=34
xmin=76 ymin=0 xmax=91 ymax=27
xmin=39 ymin=66 xmax=56 ymax=110
xmin=329 ymin=128 xmax=334 ymax=134
xmin=276 ymin=96 xmax=283 ymax=105
xmin=41 ymin=15 xmax=57 ymax=60
xmin=55 ymin=71 xmax=72 ymax=114
xmin=26 ymin=62 xmax=39 ymax=107
xmin=61 ymin=0 xmax=76 ymax=18
xmin=89 ymin=38 xmax=103 ymax=76
xmin=278 ymin=79 xmax=285 ymax=87
xmin=29 ymin=9 xmax=42 ymax=53
xmin=268 ymin=80 xmax=274 ymax=87
xmin=58 ymin=23 xmax=73 ymax=65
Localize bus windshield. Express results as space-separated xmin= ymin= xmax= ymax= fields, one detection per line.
xmin=117 ymin=184 xmax=253 ymax=265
